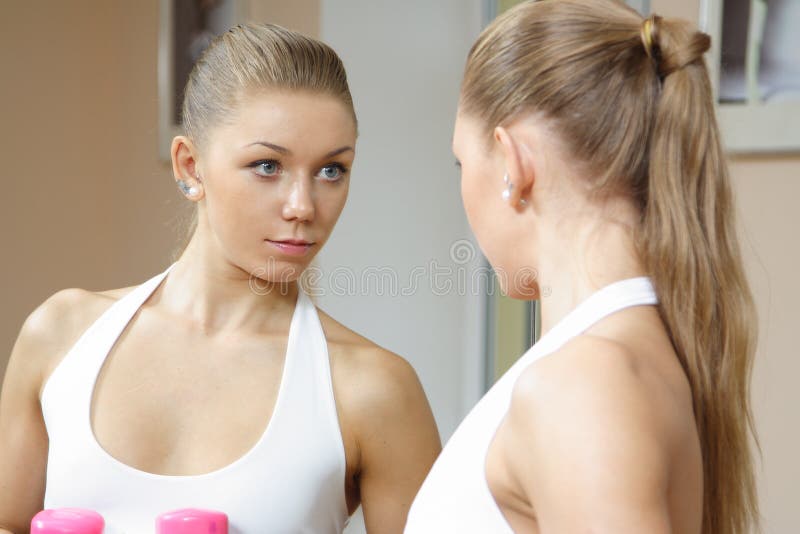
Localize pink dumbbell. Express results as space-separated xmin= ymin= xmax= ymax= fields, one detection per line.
xmin=31 ymin=508 xmax=104 ymax=534
xmin=156 ymin=508 xmax=228 ymax=534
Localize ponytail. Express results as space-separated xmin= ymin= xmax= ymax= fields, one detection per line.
xmin=642 ymin=16 xmax=759 ymax=534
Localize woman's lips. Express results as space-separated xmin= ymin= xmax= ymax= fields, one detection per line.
xmin=265 ymin=239 xmax=315 ymax=256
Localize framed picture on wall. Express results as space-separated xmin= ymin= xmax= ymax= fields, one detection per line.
xmin=702 ymin=0 xmax=800 ymax=153
xmin=158 ymin=0 xmax=248 ymax=161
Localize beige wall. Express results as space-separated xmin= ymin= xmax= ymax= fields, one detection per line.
xmin=651 ymin=0 xmax=800 ymax=530
xmin=0 ymin=1 xmax=178 ymax=388
xmin=732 ymin=155 xmax=800 ymax=533
xmin=0 ymin=0 xmax=320 ymax=386
xmin=248 ymin=0 xmax=319 ymax=36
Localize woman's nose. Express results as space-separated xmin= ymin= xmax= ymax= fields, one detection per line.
xmin=282 ymin=178 xmax=315 ymax=222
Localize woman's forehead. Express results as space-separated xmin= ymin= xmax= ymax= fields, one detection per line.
xmin=210 ymin=91 xmax=357 ymax=150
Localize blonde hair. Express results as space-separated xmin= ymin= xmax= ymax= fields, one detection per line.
xmin=173 ymin=23 xmax=356 ymax=258
xmin=461 ymin=1 xmax=758 ymax=533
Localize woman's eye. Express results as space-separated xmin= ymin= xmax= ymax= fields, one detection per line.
xmin=317 ymin=164 xmax=347 ymax=181
xmin=252 ymin=160 xmax=281 ymax=177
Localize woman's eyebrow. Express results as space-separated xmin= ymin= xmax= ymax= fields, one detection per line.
xmin=324 ymin=146 xmax=354 ymax=158
xmin=243 ymin=142 xmax=353 ymax=159
xmin=245 ymin=141 xmax=290 ymax=153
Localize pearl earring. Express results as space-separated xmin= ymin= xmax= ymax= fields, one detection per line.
xmin=502 ymin=172 xmax=527 ymax=205
xmin=177 ymin=179 xmax=198 ymax=197
xmin=502 ymin=173 xmax=513 ymax=201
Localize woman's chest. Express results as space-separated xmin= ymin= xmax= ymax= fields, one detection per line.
xmin=90 ymin=330 xmax=289 ymax=476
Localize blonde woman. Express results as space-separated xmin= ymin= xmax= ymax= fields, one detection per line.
xmin=407 ymin=1 xmax=758 ymax=533
xmin=0 ymin=24 xmax=440 ymax=533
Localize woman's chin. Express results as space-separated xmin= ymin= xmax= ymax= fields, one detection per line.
xmin=246 ymin=256 xmax=312 ymax=285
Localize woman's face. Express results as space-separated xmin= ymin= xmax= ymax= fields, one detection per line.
xmin=196 ymin=90 xmax=356 ymax=282
xmin=453 ymin=111 xmax=535 ymax=298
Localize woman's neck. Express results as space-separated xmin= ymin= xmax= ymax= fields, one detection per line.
xmin=534 ymin=201 xmax=647 ymax=336
xmin=158 ymin=230 xmax=299 ymax=337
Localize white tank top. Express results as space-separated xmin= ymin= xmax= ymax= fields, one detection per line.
xmin=405 ymin=277 xmax=658 ymax=533
xmin=41 ymin=263 xmax=349 ymax=534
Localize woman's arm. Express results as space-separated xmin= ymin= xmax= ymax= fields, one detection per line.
xmin=0 ymin=290 xmax=89 ymax=534
xmin=341 ymin=349 xmax=441 ymax=533
xmin=502 ymin=336 xmax=674 ymax=534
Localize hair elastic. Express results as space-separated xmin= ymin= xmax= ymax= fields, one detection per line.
xmin=641 ymin=15 xmax=656 ymax=61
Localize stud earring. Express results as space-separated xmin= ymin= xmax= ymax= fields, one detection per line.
xmin=177 ymin=179 xmax=198 ymax=197
xmin=502 ymin=172 xmax=528 ymax=206
xmin=502 ymin=172 xmax=513 ymax=201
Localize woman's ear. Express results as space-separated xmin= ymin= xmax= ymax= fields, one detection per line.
xmin=171 ymin=135 xmax=205 ymax=201
xmin=494 ymin=126 xmax=534 ymax=209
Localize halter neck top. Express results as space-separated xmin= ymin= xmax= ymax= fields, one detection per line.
xmin=41 ymin=263 xmax=349 ymax=534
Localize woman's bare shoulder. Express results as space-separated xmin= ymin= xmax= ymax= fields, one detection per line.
xmin=27 ymin=284 xmax=137 ymax=342
xmin=316 ymin=306 xmax=440 ymax=461
xmin=13 ymin=284 xmax=138 ymax=397
xmin=317 ymin=307 xmax=412 ymax=373
xmin=503 ymin=335 xmax=678 ymax=499
xmin=316 ymin=307 xmax=426 ymax=411
xmin=510 ymin=334 xmax=670 ymax=432
xmin=511 ymin=333 xmax=689 ymax=438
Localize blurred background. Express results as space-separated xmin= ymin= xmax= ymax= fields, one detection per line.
xmin=1 ymin=1 xmax=798 ymax=532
